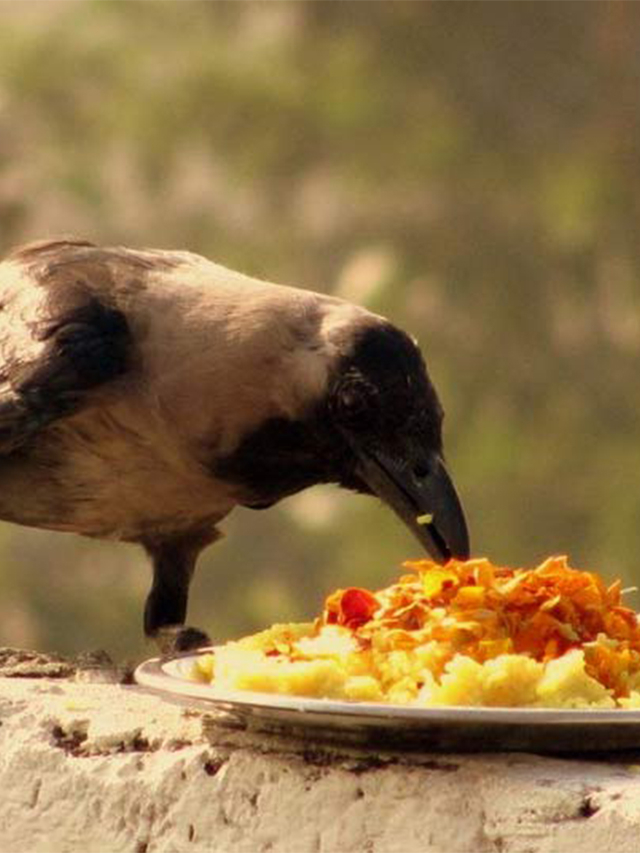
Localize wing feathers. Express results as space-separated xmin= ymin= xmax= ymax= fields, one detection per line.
xmin=0 ymin=258 xmax=131 ymax=455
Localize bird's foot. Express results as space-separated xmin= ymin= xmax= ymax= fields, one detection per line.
xmin=154 ymin=624 xmax=212 ymax=657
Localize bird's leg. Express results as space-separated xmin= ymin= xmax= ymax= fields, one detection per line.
xmin=142 ymin=528 xmax=217 ymax=654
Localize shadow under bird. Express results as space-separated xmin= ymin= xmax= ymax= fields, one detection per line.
xmin=0 ymin=239 xmax=469 ymax=650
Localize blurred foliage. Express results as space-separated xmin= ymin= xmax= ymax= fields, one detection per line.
xmin=1 ymin=1 xmax=640 ymax=659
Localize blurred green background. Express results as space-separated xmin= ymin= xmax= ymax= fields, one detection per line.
xmin=1 ymin=1 xmax=640 ymax=661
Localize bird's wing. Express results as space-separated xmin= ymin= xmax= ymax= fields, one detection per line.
xmin=0 ymin=242 xmax=132 ymax=455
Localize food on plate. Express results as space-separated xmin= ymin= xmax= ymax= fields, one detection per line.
xmin=191 ymin=556 xmax=640 ymax=708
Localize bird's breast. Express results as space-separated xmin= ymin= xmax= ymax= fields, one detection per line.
xmin=0 ymin=396 xmax=235 ymax=542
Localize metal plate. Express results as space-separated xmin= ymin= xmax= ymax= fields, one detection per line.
xmin=134 ymin=652 xmax=640 ymax=753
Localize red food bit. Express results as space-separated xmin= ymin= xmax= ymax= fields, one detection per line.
xmin=325 ymin=587 xmax=379 ymax=629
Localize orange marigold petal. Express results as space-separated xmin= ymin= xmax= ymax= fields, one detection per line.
xmin=422 ymin=568 xmax=459 ymax=599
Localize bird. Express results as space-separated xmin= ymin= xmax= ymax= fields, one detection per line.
xmin=0 ymin=238 xmax=470 ymax=651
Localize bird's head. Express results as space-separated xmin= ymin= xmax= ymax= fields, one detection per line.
xmin=214 ymin=302 xmax=470 ymax=564
xmin=322 ymin=316 xmax=469 ymax=562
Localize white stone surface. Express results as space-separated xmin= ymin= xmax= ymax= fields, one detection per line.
xmin=1 ymin=676 xmax=640 ymax=852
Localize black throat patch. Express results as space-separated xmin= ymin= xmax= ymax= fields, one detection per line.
xmin=212 ymin=409 xmax=359 ymax=507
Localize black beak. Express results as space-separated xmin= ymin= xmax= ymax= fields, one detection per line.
xmin=355 ymin=447 xmax=470 ymax=563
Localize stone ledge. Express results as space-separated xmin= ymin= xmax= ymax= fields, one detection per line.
xmin=1 ymin=675 xmax=640 ymax=852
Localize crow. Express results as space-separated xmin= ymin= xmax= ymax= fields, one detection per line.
xmin=0 ymin=238 xmax=469 ymax=650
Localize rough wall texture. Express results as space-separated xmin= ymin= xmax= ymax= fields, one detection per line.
xmin=1 ymin=674 xmax=640 ymax=853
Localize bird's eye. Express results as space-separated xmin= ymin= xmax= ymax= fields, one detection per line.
xmin=333 ymin=380 xmax=377 ymax=430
